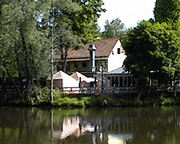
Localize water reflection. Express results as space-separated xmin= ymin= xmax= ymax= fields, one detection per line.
xmin=0 ymin=107 xmax=180 ymax=144
xmin=51 ymin=115 xmax=133 ymax=144
xmin=108 ymin=134 xmax=133 ymax=144
xmin=52 ymin=116 xmax=95 ymax=139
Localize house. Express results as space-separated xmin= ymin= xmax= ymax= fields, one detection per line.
xmin=53 ymin=71 xmax=79 ymax=92
xmin=60 ymin=38 xmax=126 ymax=74
xmin=54 ymin=38 xmax=137 ymax=93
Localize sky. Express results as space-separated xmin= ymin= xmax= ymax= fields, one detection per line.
xmin=98 ymin=0 xmax=156 ymax=31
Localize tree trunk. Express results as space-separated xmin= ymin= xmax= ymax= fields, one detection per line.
xmin=1 ymin=70 xmax=7 ymax=104
xmin=137 ymin=88 xmax=143 ymax=101
xmin=63 ymin=47 xmax=69 ymax=72
xmin=19 ymin=27 xmax=32 ymax=97
xmin=14 ymin=42 xmax=24 ymax=98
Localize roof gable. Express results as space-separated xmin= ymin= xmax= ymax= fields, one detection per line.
xmin=67 ymin=38 xmax=119 ymax=60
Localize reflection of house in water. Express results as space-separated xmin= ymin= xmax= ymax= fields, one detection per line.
xmin=51 ymin=116 xmax=134 ymax=144
xmin=60 ymin=117 xmax=81 ymax=139
xmin=52 ymin=116 xmax=95 ymax=140
xmin=80 ymin=115 xmax=135 ymax=144
xmin=108 ymin=134 xmax=133 ymax=144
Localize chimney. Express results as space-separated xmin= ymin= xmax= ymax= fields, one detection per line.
xmin=88 ymin=44 xmax=96 ymax=72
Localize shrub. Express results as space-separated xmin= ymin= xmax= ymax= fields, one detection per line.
xmin=159 ymin=96 xmax=175 ymax=105
xmin=81 ymin=97 xmax=96 ymax=107
xmin=34 ymin=87 xmax=50 ymax=105
xmin=52 ymin=97 xmax=84 ymax=108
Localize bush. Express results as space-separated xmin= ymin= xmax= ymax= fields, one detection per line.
xmin=34 ymin=88 xmax=70 ymax=105
xmin=52 ymin=97 xmax=84 ymax=108
xmin=34 ymin=87 xmax=50 ymax=105
xmin=159 ymin=96 xmax=175 ymax=105
xmin=81 ymin=97 xmax=96 ymax=107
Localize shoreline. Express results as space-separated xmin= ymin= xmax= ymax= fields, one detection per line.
xmin=1 ymin=92 xmax=180 ymax=108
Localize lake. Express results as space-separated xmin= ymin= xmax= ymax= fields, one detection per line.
xmin=0 ymin=106 xmax=180 ymax=144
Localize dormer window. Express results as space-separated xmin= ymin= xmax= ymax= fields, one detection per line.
xmin=117 ymin=48 xmax=121 ymax=54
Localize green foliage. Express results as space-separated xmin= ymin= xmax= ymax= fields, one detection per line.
xmin=174 ymin=97 xmax=180 ymax=104
xmin=2 ymin=90 xmax=180 ymax=107
xmin=71 ymin=0 xmax=105 ymax=43
xmin=159 ymin=96 xmax=175 ymax=105
xmin=154 ymin=0 xmax=180 ymax=36
xmin=96 ymin=95 xmax=116 ymax=106
xmin=34 ymin=88 xmax=70 ymax=105
xmin=124 ymin=20 xmax=180 ymax=84
xmin=154 ymin=0 xmax=180 ymax=24
xmin=102 ymin=18 xmax=127 ymax=41
xmin=0 ymin=0 xmax=51 ymax=97
xmin=35 ymin=87 xmax=51 ymax=104
xmin=45 ymin=0 xmax=105 ymax=71
xmin=117 ymin=98 xmax=134 ymax=106
xmin=81 ymin=97 xmax=96 ymax=106
xmin=52 ymin=97 xmax=84 ymax=107
xmin=0 ymin=0 xmax=105 ymax=99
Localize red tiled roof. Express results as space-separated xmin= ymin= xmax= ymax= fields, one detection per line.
xmin=67 ymin=38 xmax=119 ymax=60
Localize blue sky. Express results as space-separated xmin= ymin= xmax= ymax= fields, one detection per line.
xmin=98 ymin=0 xmax=156 ymax=30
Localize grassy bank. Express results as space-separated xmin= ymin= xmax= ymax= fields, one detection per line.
xmin=1 ymin=87 xmax=180 ymax=108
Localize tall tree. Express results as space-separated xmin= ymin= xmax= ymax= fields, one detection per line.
xmin=154 ymin=0 xmax=180 ymax=78
xmin=102 ymin=18 xmax=126 ymax=38
xmin=124 ymin=21 xmax=180 ymax=86
xmin=72 ymin=0 xmax=105 ymax=43
xmin=47 ymin=0 xmax=105 ymax=71
xmin=154 ymin=0 xmax=180 ymax=26
xmin=0 ymin=0 xmax=105 ymax=99
xmin=0 ymin=0 xmax=51 ymax=97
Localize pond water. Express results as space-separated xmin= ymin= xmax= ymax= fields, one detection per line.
xmin=0 ymin=106 xmax=180 ymax=144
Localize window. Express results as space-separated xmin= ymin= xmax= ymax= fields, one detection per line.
xmin=82 ymin=62 xmax=87 ymax=68
xmin=117 ymin=48 xmax=121 ymax=54
xmin=66 ymin=65 xmax=70 ymax=71
xmin=74 ymin=63 xmax=78 ymax=68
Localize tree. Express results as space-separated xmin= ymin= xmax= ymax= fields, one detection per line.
xmin=0 ymin=0 xmax=105 ymax=100
xmin=46 ymin=0 xmax=105 ymax=71
xmin=154 ymin=0 xmax=180 ymax=24
xmin=154 ymin=0 xmax=180 ymax=78
xmin=124 ymin=21 xmax=180 ymax=86
xmin=0 ymin=0 xmax=51 ymax=98
xmin=102 ymin=18 xmax=126 ymax=38
xmin=72 ymin=0 xmax=105 ymax=43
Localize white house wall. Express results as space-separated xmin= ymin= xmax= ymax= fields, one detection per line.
xmin=107 ymin=40 xmax=126 ymax=72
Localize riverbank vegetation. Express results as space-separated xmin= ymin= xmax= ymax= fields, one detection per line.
xmin=1 ymin=87 xmax=180 ymax=108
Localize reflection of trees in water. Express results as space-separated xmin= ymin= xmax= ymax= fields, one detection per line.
xmin=1 ymin=107 xmax=180 ymax=144
xmin=58 ymin=107 xmax=180 ymax=144
xmin=0 ymin=108 xmax=51 ymax=144
xmin=129 ymin=107 xmax=180 ymax=144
